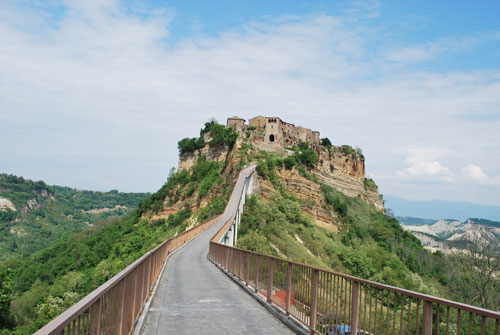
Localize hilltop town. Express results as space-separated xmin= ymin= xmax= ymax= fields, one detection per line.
xmin=227 ymin=116 xmax=320 ymax=148
xmin=176 ymin=116 xmax=384 ymax=226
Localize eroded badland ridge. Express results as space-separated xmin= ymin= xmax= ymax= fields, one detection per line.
xmin=164 ymin=116 xmax=383 ymax=230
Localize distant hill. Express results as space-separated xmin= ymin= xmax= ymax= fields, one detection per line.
xmin=0 ymin=173 xmax=150 ymax=261
xmin=396 ymin=216 xmax=437 ymax=226
xmin=396 ymin=216 xmax=500 ymax=253
xmin=384 ymin=195 xmax=500 ymax=221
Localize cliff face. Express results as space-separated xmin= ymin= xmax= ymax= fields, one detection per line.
xmin=177 ymin=145 xmax=228 ymax=171
xmin=256 ymin=167 xmax=339 ymax=230
xmin=174 ymin=136 xmax=384 ymax=230
xmin=317 ymin=146 xmax=383 ymax=211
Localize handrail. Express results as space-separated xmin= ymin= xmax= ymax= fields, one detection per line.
xmin=35 ymin=165 xmax=256 ymax=335
xmin=208 ymin=175 xmax=500 ymax=335
xmin=211 ymin=245 xmax=500 ymax=320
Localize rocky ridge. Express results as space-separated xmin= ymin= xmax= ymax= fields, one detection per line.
xmin=400 ymin=218 xmax=500 ymax=252
xmin=174 ymin=135 xmax=384 ymax=230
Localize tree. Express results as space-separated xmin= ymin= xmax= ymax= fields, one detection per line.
xmin=0 ymin=267 xmax=14 ymax=329
xmin=450 ymin=231 xmax=500 ymax=310
xmin=321 ymin=137 xmax=332 ymax=148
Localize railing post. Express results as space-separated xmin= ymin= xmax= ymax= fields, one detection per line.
xmin=117 ymin=278 xmax=126 ymax=334
xmin=310 ymin=269 xmax=319 ymax=335
xmin=422 ymin=300 xmax=433 ymax=335
xmin=232 ymin=248 xmax=236 ymax=274
xmin=239 ymin=251 xmax=243 ymax=279
xmin=245 ymin=253 xmax=250 ymax=285
xmin=350 ymin=281 xmax=359 ymax=335
xmin=145 ymin=254 xmax=152 ymax=300
xmin=126 ymin=269 xmax=137 ymax=333
xmin=90 ymin=298 xmax=101 ymax=335
xmin=135 ymin=263 xmax=144 ymax=321
xmin=225 ymin=246 xmax=230 ymax=270
xmin=255 ymin=255 xmax=260 ymax=293
xmin=286 ymin=263 xmax=292 ymax=316
xmin=267 ymin=258 xmax=274 ymax=303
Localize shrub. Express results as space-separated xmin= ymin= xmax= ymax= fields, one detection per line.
xmin=167 ymin=207 xmax=192 ymax=227
xmin=284 ymin=156 xmax=296 ymax=170
xmin=177 ymin=137 xmax=204 ymax=155
xmin=364 ymin=178 xmax=377 ymax=191
xmin=256 ymin=160 xmax=269 ymax=178
xmin=177 ymin=120 xmax=238 ymax=155
xmin=321 ymin=137 xmax=332 ymax=148
xmin=294 ymin=143 xmax=318 ymax=168
xmin=321 ymin=184 xmax=348 ymax=217
xmin=202 ymin=121 xmax=239 ymax=149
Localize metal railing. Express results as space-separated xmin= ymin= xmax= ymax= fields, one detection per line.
xmin=208 ymin=167 xmax=500 ymax=335
xmin=34 ymin=165 xmax=256 ymax=335
xmin=208 ymin=242 xmax=500 ymax=335
xmin=34 ymin=214 xmax=221 ymax=335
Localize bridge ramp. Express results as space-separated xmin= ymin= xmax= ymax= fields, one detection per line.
xmin=141 ymin=214 xmax=294 ymax=335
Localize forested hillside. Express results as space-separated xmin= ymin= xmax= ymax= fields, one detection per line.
xmin=0 ymin=121 xmax=241 ymax=334
xmin=236 ymin=150 xmax=447 ymax=294
xmin=235 ymin=148 xmax=500 ymax=312
xmin=0 ymin=174 xmax=149 ymax=261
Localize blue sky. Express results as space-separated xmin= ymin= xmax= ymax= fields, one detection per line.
xmin=0 ymin=0 xmax=499 ymax=205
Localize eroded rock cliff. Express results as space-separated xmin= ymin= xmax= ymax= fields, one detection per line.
xmin=172 ymin=136 xmax=384 ymax=230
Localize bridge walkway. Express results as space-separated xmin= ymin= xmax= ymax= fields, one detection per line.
xmin=141 ymin=212 xmax=294 ymax=335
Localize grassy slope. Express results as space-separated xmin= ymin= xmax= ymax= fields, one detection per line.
xmin=236 ymin=149 xmax=450 ymax=298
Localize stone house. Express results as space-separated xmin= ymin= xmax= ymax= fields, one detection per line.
xmin=226 ymin=116 xmax=320 ymax=148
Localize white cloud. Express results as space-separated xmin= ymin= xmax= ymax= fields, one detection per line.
xmin=396 ymin=150 xmax=454 ymax=182
xmin=461 ymin=164 xmax=500 ymax=185
xmin=401 ymin=161 xmax=452 ymax=178
xmin=0 ymin=1 xmax=499 ymax=205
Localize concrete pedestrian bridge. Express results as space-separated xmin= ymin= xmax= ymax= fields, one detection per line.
xmin=140 ymin=195 xmax=294 ymax=334
xmin=36 ymin=166 xmax=500 ymax=335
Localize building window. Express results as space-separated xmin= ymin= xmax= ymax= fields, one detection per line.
xmin=269 ymin=134 xmax=275 ymax=142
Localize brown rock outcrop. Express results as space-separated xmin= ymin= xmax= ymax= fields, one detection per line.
xmin=178 ymin=145 xmax=228 ymax=172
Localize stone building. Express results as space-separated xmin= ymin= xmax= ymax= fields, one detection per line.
xmin=226 ymin=116 xmax=246 ymax=130
xmin=226 ymin=116 xmax=320 ymax=148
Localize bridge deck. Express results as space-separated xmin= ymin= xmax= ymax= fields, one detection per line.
xmin=141 ymin=215 xmax=294 ymax=335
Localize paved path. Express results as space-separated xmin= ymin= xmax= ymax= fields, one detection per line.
xmin=141 ymin=208 xmax=294 ymax=334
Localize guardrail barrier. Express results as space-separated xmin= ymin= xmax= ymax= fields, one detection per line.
xmin=209 ymin=240 xmax=500 ymax=335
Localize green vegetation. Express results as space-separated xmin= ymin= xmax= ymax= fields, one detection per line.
xmin=238 ymin=152 xmax=500 ymax=313
xmin=0 ymin=149 xmax=235 ymax=334
xmin=0 ymin=174 xmax=149 ymax=261
xmin=238 ymin=190 xmax=447 ymax=294
xmin=331 ymin=144 xmax=363 ymax=158
xmin=137 ymin=156 xmax=223 ymax=215
xmin=238 ymin=157 xmax=451 ymax=294
xmin=177 ymin=137 xmax=204 ymax=155
xmin=177 ymin=120 xmax=239 ymax=155
xmin=253 ymin=142 xmax=319 ymax=183
xmin=363 ymin=177 xmax=377 ymax=191
xmin=320 ymin=137 xmax=332 ymax=148
xmin=0 ymin=212 xmax=184 ymax=334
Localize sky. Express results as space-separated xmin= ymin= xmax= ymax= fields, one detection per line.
xmin=0 ymin=0 xmax=499 ymax=205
